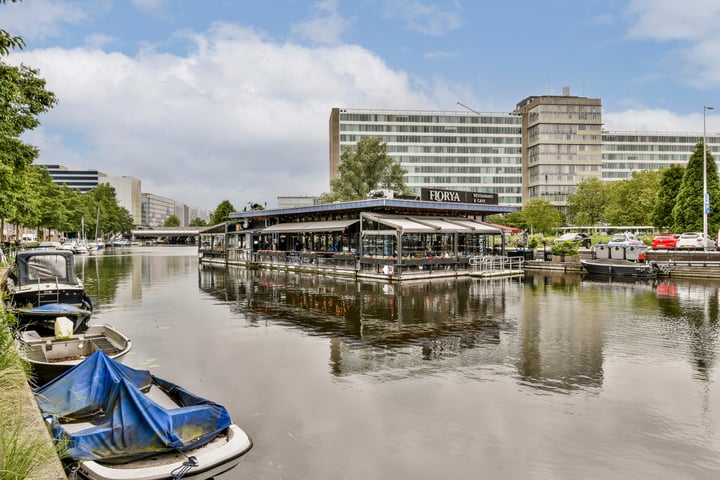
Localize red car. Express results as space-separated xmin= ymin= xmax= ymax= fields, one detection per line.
xmin=651 ymin=233 xmax=679 ymax=249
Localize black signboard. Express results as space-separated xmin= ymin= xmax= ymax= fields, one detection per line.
xmin=420 ymin=188 xmax=498 ymax=205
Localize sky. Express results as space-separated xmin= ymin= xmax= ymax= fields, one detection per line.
xmin=4 ymin=0 xmax=720 ymax=211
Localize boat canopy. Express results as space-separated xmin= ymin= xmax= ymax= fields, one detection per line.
xmin=34 ymin=351 xmax=232 ymax=463
xmin=14 ymin=250 xmax=79 ymax=287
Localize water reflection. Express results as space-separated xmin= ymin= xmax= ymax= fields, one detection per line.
xmin=197 ymin=265 xmax=720 ymax=399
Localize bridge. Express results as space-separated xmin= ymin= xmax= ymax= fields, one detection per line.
xmin=130 ymin=227 xmax=201 ymax=243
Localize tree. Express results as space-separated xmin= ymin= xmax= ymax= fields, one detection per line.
xmin=189 ymin=217 xmax=207 ymax=227
xmin=322 ymin=137 xmax=410 ymax=202
xmin=83 ymin=183 xmax=135 ymax=238
xmin=0 ymin=15 xmax=58 ymax=242
xmin=211 ymin=200 xmax=235 ymax=225
xmin=164 ymin=214 xmax=181 ymax=227
xmin=604 ymin=170 xmax=660 ymax=226
xmin=523 ymin=199 xmax=562 ymax=235
xmin=487 ymin=211 xmax=527 ymax=230
xmin=672 ymin=142 xmax=720 ymax=233
xmin=566 ymin=177 xmax=608 ymax=226
xmin=651 ymin=164 xmax=684 ymax=229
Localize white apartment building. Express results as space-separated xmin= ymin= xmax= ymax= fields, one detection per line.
xmin=104 ymin=175 xmax=142 ymax=226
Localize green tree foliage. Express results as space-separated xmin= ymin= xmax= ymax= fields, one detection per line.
xmin=566 ymin=177 xmax=608 ymax=225
xmin=0 ymin=15 xmax=58 ymax=241
xmin=163 ymin=214 xmax=181 ymax=227
xmin=322 ymin=137 xmax=410 ymax=202
xmin=672 ymin=142 xmax=720 ymax=233
xmin=523 ymin=199 xmax=562 ymax=234
xmin=211 ymin=200 xmax=235 ymax=225
xmin=651 ymin=164 xmax=684 ymax=229
xmin=604 ymin=170 xmax=661 ymax=226
xmin=84 ymin=183 xmax=135 ymax=237
xmin=487 ymin=211 xmax=527 ymax=230
xmin=189 ymin=217 xmax=207 ymax=227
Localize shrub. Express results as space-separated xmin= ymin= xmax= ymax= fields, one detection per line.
xmin=550 ymin=240 xmax=579 ymax=256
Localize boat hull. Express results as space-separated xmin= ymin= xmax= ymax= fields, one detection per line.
xmin=580 ymin=258 xmax=658 ymax=276
xmin=75 ymin=424 xmax=252 ymax=480
xmin=16 ymin=324 xmax=131 ymax=386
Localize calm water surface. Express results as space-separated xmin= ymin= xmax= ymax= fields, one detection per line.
xmin=76 ymin=246 xmax=720 ymax=480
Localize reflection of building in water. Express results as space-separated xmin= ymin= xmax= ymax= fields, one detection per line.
xmin=519 ymin=273 xmax=605 ymax=391
xmin=198 ymin=266 xmax=524 ymax=378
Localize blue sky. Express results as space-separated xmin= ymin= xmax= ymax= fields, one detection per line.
xmin=4 ymin=0 xmax=720 ymax=210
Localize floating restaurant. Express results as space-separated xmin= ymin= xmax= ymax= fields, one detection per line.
xmin=198 ymin=189 xmax=521 ymax=281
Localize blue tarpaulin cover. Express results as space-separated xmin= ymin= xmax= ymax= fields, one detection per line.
xmin=34 ymin=350 xmax=232 ymax=463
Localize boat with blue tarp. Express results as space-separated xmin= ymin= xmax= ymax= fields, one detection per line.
xmin=34 ymin=350 xmax=253 ymax=480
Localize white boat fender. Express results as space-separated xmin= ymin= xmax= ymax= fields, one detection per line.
xmin=54 ymin=316 xmax=74 ymax=340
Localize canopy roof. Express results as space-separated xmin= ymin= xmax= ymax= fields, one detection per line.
xmin=262 ymin=219 xmax=359 ymax=233
xmin=362 ymin=213 xmax=502 ymax=234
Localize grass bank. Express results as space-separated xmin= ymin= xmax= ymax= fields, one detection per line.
xmin=0 ymin=305 xmax=66 ymax=480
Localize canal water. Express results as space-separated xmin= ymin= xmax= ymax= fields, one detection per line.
xmin=76 ymin=246 xmax=720 ymax=480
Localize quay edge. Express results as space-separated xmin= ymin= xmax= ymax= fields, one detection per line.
xmin=0 ymin=268 xmax=67 ymax=480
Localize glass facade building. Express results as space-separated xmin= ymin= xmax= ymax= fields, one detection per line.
xmin=330 ymin=102 xmax=720 ymax=210
xmin=329 ymin=108 xmax=523 ymax=207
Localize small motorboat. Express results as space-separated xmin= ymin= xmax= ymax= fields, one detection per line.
xmin=15 ymin=322 xmax=132 ymax=386
xmin=1 ymin=250 xmax=93 ymax=334
xmin=580 ymin=258 xmax=661 ymax=277
xmin=34 ymin=350 xmax=253 ymax=480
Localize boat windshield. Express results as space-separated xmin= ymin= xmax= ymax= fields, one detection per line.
xmin=26 ymin=256 xmax=68 ymax=281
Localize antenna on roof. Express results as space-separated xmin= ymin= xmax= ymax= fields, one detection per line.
xmin=456 ymin=101 xmax=482 ymax=115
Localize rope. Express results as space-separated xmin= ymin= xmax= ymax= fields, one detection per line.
xmin=171 ymin=455 xmax=199 ymax=479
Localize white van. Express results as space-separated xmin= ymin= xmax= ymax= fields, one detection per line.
xmin=20 ymin=233 xmax=37 ymax=242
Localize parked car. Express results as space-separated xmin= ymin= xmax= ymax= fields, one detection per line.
xmin=553 ymin=232 xmax=592 ymax=248
xmin=676 ymin=232 xmax=717 ymax=250
xmin=607 ymin=232 xmax=645 ymax=247
xmin=650 ymin=233 xmax=680 ymax=249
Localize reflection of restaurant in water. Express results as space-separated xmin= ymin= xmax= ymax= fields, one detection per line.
xmin=198 ymin=188 xmax=517 ymax=280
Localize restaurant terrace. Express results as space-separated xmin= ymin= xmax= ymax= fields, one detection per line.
xmin=198 ymin=191 xmax=520 ymax=281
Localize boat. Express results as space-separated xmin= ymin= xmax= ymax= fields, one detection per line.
xmin=34 ymin=350 xmax=253 ymax=480
xmin=14 ymin=323 xmax=131 ymax=386
xmin=580 ymin=258 xmax=661 ymax=276
xmin=1 ymin=249 xmax=94 ymax=334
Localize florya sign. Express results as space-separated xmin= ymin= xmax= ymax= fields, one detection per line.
xmin=420 ymin=188 xmax=498 ymax=205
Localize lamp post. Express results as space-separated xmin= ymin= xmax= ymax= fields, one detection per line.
xmin=704 ymin=106 xmax=714 ymax=249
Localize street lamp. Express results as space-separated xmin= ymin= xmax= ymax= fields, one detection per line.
xmin=704 ymin=106 xmax=714 ymax=249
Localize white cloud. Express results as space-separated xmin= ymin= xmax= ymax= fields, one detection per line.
xmin=13 ymin=23 xmax=435 ymax=210
xmin=290 ymin=0 xmax=350 ymax=45
xmin=0 ymin=0 xmax=90 ymax=42
xmin=623 ymin=0 xmax=720 ymax=89
xmin=603 ymin=108 xmax=720 ymax=133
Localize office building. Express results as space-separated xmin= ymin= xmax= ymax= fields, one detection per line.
xmin=331 ymin=93 xmax=719 ymax=212
xmin=329 ymin=108 xmax=523 ymax=207
xmin=141 ymin=193 xmax=184 ymax=227
xmin=513 ymin=91 xmax=603 ymax=210
xmin=38 ymin=164 xmax=99 ymax=193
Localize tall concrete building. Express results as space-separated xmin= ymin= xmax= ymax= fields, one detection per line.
xmin=104 ymin=175 xmax=142 ymax=226
xmin=329 ymin=108 xmax=523 ymax=207
xmin=513 ymin=90 xmax=603 ymax=210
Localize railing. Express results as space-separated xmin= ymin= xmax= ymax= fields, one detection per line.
xmin=468 ymin=255 xmax=524 ymax=273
